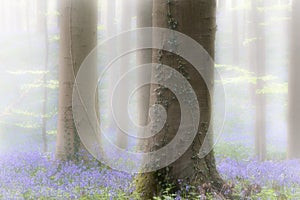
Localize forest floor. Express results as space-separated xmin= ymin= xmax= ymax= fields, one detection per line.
xmin=0 ymin=143 xmax=299 ymax=199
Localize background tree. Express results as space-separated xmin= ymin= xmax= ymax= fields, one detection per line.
xmin=36 ymin=0 xmax=47 ymax=33
xmin=252 ymin=0 xmax=267 ymax=161
xmin=56 ymin=0 xmax=98 ymax=160
xmin=115 ymin=0 xmax=134 ymax=149
xmin=245 ymin=0 xmax=267 ymax=161
xmin=232 ymin=0 xmax=240 ymax=66
xmin=104 ymin=0 xmax=117 ymax=137
xmin=217 ymin=0 xmax=227 ymax=11
xmin=36 ymin=0 xmax=49 ymax=152
xmin=288 ymin=0 xmax=300 ymax=159
xmin=136 ymin=0 xmax=223 ymax=198
xmin=136 ymin=0 xmax=153 ymax=141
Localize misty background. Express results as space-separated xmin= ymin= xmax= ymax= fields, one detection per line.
xmin=0 ymin=0 xmax=294 ymax=160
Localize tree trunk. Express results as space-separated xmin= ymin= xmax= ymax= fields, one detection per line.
xmin=136 ymin=0 xmax=153 ymax=139
xmin=252 ymin=0 xmax=266 ymax=161
xmin=36 ymin=0 xmax=47 ymax=33
xmin=56 ymin=0 xmax=97 ymax=160
xmin=115 ymin=0 xmax=133 ymax=149
xmin=41 ymin=0 xmax=48 ymax=152
xmin=232 ymin=0 xmax=239 ymax=66
xmin=247 ymin=0 xmax=267 ymax=161
xmin=288 ymin=0 xmax=300 ymax=159
xmin=0 ymin=1 xmax=3 ymax=32
xmin=136 ymin=0 xmax=223 ymax=198
xmin=217 ymin=0 xmax=226 ymax=11
xmin=105 ymin=0 xmax=117 ymax=137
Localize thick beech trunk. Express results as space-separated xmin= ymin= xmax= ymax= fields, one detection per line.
xmin=136 ymin=0 xmax=223 ymax=198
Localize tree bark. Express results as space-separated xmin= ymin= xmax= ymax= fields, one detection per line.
xmin=56 ymin=0 xmax=97 ymax=160
xmin=288 ymin=0 xmax=300 ymax=159
xmin=135 ymin=0 xmax=223 ymax=198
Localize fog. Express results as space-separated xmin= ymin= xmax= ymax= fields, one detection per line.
xmin=0 ymin=0 xmax=296 ymax=160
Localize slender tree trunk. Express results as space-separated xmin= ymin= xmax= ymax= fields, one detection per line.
xmin=7 ymin=1 xmax=13 ymax=32
xmin=232 ymin=0 xmax=239 ymax=66
xmin=253 ymin=0 xmax=266 ymax=161
xmin=56 ymin=0 xmax=60 ymax=29
xmin=10 ymin=1 xmax=16 ymax=32
xmin=136 ymin=0 xmax=153 ymax=137
xmin=25 ymin=1 xmax=31 ymax=33
xmin=115 ymin=0 xmax=133 ymax=149
xmin=241 ymin=0 xmax=247 ymax=44
xmin=288 ymin=0 xmax=300 ymax=159
xmin=56 ymin=0 xmax=97 ymax=160
xmin=217 ymin=0 xmax=226 ymax=11
xmin=0 ymin=1 xmax=3 ymax=31
xmin=247 ymin=0 xmax=266 ymax=161
xmin=36 ymin=0 xmax=47 ymax=33
xmin=105 ymin=0 xmax=116 ymax=137
xmin=39 ymin=0 xmax=48 ymax=152
xmin=3 ymin=1 xmax=9 ymax=33
xmin=136 ymin=1 xmax=223 ymax=198
xmin=106 ymin=0 xmax=116 ymax=36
